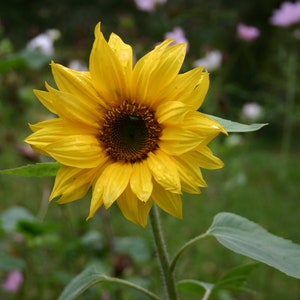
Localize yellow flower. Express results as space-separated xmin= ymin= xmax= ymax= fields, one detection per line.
xmin=25 ymin=23 xmax=226 ymax=227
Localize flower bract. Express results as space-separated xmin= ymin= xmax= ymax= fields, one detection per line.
xmin=25 ymin=23 xmax=226 ymax=227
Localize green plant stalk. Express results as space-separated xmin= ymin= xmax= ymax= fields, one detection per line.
xmin=100 ymin=276 xmax=160 ymax=300
xmin=170 ymin=232 xmax=208 ymax=274
xmin=149 ymin=205 xmax=179 ymax=300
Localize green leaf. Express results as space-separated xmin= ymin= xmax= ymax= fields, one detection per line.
xmin=177 ymin=279 xmax=213 ymax=296
xmin=58 ymin=266 xmax=159 ymax=300
xmin=58 ymin=267 xmax=107 ymax=300
xmin=177 ymin=264 xmax=257 ymax=299
xmin=207 ymin=212 xmax=300 ymax=278
xmin=213 ymin=263 xmax=258 ymax=293
xmin=208 ymin=115 xmax=268 ymax=132
xmin=0 ymin=162 xmax=60 ymax=177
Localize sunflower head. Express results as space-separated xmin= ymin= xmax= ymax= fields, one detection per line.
xmin=99 ymin=100 xmax=162 ymax=163
xmin=25 ymin=22 xmax=226 ymax=227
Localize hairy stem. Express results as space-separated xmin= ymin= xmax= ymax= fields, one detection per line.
xmin=149 ymin=205 xmax=179 ymax=300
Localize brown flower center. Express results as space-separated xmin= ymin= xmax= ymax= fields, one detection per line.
xmin=99 ymin=101 xmax=162 ymax=163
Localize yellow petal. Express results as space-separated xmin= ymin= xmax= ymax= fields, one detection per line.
xmin=132 ymin=41 xmax=186 ymax=108
xmin=26 ymin=119 xmax=62 ymax=156
xmin=86 ymin=159 xmax=111 ymax=219
xmin=108 ymin=33 xmax=132 ymax=75
xmin=159 ymin=126 xmax=203 ymax=155
xmin=50 ymin=166 xmax=96 ymax=204
xmin=51 ymin=62 xmax=107 ymax=108
xmin=32 ymin=118 xmax=96 ymax=135
xmin=45 ymin=85 xmax=102 ymax=128
xmin=183 ymin=112 xmax=227 ymax=135
xmin=155 ymin=101 xmax=189 ymax=124
xmin=130 ymin=160 xmax=153 ymax=202
xmin=28 ymin=118 xmax=58 ymax=132
xmin=44 ymin=135 xmax=104 ymax=168
xmin=22 ymin=144 xmax=49 ymax=157
xmin=87 ymin=174 xmax=107 ymax=220
xmin=173 ymin=154 xmax=207 ymax=192
xmin=25 ymin=122 xmax=64 ymax=155
xmin=25 ymin=119 xmax=97 ymax=154
xmin=95 ymin=162 xmax=133 ymax=208
xmin=194 ymin=146 xmax=224 ymax=169
xmin=34 ymin=89 xmax=57 ymax=115
xmin=147 ymin=151 xmax=181 ymax=193
xmin=117 ymin=186 xmax=153 ymax=227
xmin=87 ymin=199 xmax=104 ymax=220
xmin=90 ymin=24 xmax=129 ymax=104
xmin=151 ymin=181 xmax=182 ymax=219
xmin=163 ymin=67 xmax=209 ymax=110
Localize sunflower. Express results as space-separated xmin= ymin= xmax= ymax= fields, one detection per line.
xmin=25 ymin=23 xmax=226 ymax=227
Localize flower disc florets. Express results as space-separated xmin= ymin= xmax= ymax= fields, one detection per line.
xmin=99 ymin=101 xmax=162 ymax=163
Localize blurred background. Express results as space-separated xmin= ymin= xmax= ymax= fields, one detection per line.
xmin=0 ymin=0 xmax=300 ymax=299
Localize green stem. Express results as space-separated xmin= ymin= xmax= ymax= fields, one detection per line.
xmin=170 ymin=233 xmax=208 ymax=273
xmin=102 ymin=276 xmax=160 ymax=300
xmin=149 ymin=205 xmax=179 ymax=300
xmin=202 ymin=288 xmax=211 ymax=300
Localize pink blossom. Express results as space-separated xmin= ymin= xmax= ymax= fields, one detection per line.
xmin=270 ymin=1 xmax=300 ymax=27
xmin=164 ymin=27 xmax=189 ymax=51
xmin=134 ymin=0 xmax=166 ymax=12
xmin=2 ymin=270 xmax=24 ymax=293
xmin=237 ymin=23 xmax=260 ymax=41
